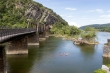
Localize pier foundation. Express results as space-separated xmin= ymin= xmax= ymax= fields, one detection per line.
xmin=6 ymin=36 xmax=28 ymax=54
xmin=103 ymin=39 xmax=110 ymax=57
xmin=28 ymin=33 xmax=39 ymax=45
xmin=0 ymin=46 xmax=7 ymax=73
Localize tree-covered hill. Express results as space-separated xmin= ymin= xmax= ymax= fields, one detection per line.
xmin=80 ymin=23 xmax=110 ymax=31
xmin=0 ymin=0 xmax=68 ymax=28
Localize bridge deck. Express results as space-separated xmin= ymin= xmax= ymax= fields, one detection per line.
xmin=0 ymin=29 xmax=36 ymax=43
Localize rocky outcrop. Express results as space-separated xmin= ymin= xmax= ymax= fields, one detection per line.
xmin=25 ymin=3 xmax=60 ymax=26
xmin=21 ymin=0 xmax=66 ymax=25
xmin=0 ymin=0 xmax=68 ymax=28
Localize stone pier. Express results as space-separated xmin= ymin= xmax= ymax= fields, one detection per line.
xmin=0 ymin=46 xmax=7 ymax=73
xmin=28 ymin=33 xmax=39 ymax=45
xmin=107 ymin=39 xmax=110 ymax=46
xmin=103 ymin=39 xmax=110 ymax=57
xmin=6 ymin=36 xmax=28 ymax=54
xmin=39 ymin=24 xmax=46 ymax=41
xmin=45 ymin=25 xmax=50 ymax=38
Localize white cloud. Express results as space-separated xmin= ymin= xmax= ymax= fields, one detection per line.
xmin=87 ymin=10 xmax=95 ymax=12
xmin=87 ymin=9 xmax=104 ymax=13
xmin=97 ymin=18 xmax=110 ymax=21
xmin=90 ymin=20 xmax=96 ymax=21
xmin=96 ymin=9 xmax=103 ymax=13
xmin=90 ymin=15 xmax=110 ymax=22
xmin=68 ymin=21 xmax=79 ymax=27
xmin=60 ymin=15 xmax=65 ymax=17
xmin=82 ymin=17 xmax=88 ymax=19
xmin=100 ymin=14 xmax=110 ymax=19
xmin=67 ymin=15 xmax=73 ymax=18
xmin=107 ymin=10 xmax=110 ymax=12
xmin=65 ymin=7 xmax=77 ymax=11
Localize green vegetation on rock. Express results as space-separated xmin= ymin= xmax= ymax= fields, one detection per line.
xmin=81 ymin=26 xmax=97 ymax=43
xmin=94 ymin=69 xmax=107 ymax=73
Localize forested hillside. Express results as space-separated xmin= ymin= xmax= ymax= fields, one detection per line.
xmin=0 ymin=0 xmax=68 ymax=28
xmin=80 ymin=23 xmax=110 ymax=32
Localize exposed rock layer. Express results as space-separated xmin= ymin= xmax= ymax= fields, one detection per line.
xmin=0 ymin=0 xmax=68 ymax=27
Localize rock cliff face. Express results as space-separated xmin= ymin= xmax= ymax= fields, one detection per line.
xmin=0 ymin=0 xmax=68 ymax=28
xmin=25 ymin=3 xmax=59 ymax=25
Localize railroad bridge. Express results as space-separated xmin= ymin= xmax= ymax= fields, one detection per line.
xmin=0 ymin=24 xmax=50 ymax=73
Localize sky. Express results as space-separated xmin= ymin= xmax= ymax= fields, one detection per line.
xmin=33 ymin=0 xmax=110 ymax=27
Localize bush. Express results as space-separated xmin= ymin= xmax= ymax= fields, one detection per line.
xmin=81 ymin=26 xmax=97 ymax=39
xmin=94 ymin=69 xmax=107 ymax=73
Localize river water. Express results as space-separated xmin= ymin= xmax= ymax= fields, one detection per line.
xmin=7 ymin=32 xmax=110 ymax=73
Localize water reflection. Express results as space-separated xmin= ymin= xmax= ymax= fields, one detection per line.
xmin=7 ymin=46 xmax=40 ymax=73
xmin=103 ymin=57 xmax=110 ymax=65
xmin=78 ymin=45 xmax=95 ymax=55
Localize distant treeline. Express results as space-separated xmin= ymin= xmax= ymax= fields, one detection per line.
xmin=80 ymin=23 xmax=110 ymax=32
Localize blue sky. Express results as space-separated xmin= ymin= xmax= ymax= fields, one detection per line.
xmin=34 ymin=0 xmax=110 ymax=27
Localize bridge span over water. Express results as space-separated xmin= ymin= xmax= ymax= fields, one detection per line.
xmin=0 ymin=25 xmax=50 ymax=73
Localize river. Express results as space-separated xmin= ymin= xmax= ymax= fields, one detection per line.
xmin=7 ymin=32 xmax=110 ymax=73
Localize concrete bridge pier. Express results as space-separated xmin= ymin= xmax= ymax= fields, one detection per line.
xmin=0 ymin=46 xmax=7 ymax=73
xmin=6 ymin=36 xmax=28 ymax=54
xmin=103 ymin=39 xmax=110 ymax=57
xmin=28 ymin=33 xmax=39 ymax=45
xmin=107 ymin=39 xmax=110 ymax=46
xmin=39 ymin=32 xmax=46 ymax=41
xmin=39 ymin=24 xmax=46 ymax=41
xmin=45 ymin=25 xmax=50 ymax=38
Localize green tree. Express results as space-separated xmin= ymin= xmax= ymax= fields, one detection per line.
xmin=81 ymin=26 xmax=97 ymax=43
